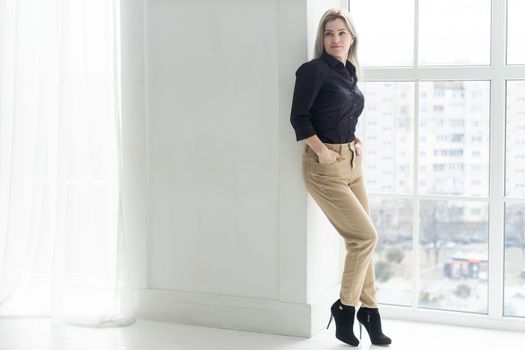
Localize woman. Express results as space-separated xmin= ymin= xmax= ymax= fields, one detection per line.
xmin=290 ymin=8 xmax=391 ymax=347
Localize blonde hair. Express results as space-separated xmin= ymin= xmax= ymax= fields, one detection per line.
xmin=314 ymin=8 xmax=361 ymax=80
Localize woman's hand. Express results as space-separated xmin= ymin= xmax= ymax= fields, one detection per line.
xmin=303 ymin=135 xmax=345 ymax=164
xmin=355 ymin=137 xmax=362 ymax=157
xmin=318 ymin=148 xmax=345 ymax=164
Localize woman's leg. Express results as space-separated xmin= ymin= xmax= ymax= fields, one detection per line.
xmin=303 ymin=158 xmax=378 ymax=306
xmin=349 ymin=174 xmax=378 ymax=308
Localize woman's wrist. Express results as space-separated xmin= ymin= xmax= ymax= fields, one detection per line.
xmin=317 ymin=147 xmax=331 ymax=157
xmin=304 ymin=135 xmax=329 ymax=156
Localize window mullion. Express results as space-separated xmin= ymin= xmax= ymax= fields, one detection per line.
xmin=487 ymin=0 xmax=507 ymax=320
xmin=414 ymin=0 xmax=419 ymax=68
xmin=412 ymin=0 xmax=420 ymax=309
xmin=413 ymin=80 xmax=420 ymax=309
xmin=488 ymin=76 xmax=505 ymax=320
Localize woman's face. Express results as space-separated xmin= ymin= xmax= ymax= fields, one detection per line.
xmin=323 ymin=18 xmax=354 ymax=62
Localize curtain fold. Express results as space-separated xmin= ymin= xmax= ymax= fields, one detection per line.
xmin=0 ymin=0 xmax=134 ymax=326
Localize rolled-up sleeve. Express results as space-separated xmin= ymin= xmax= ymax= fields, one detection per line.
xmin=290 ymin=62 xmax=322 ymax=141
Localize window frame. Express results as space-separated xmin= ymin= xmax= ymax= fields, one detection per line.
xmin=348 ymin=0 xmax=525 ymax=331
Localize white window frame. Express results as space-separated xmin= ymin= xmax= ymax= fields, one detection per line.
xmin=348 ymin=0 xmax=525 ymax=331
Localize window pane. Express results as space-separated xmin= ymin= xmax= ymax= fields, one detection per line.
xmin=505 ymin=203 xmax=525 ymax=317
xmin=507 ymin=0 xmax=525 ymax=64
xmin=359 ymin=82 xmax=414 ymax=193
xmin=419 ymin=81 xmax=490 ymax=196
xmin=351 ymin=0 xmax=414 ymax=66
xmin=419 ymin=200 xmax=488 ymax=313
xmin=371 ymin=198 xmax=413 ymax=306
xmin=419 ymin=0 xmax=490 ymax=65
xmin=506 ymin=81 xmax=525 ymax=197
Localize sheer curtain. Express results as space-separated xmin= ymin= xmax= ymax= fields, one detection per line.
xmin=0 ymin=0 xmax=134 ymax=326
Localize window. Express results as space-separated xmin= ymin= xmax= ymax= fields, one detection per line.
xmin=419 ymin=200 xmax=488 ymax=312
xmin=351 ymin=0 xmax=414 ymax=66
xmin=451 ymin=134 xmax=465 ymax=142
xmin=358 ymin=82 xmax=414 ymax=193
xmin=420 ymin=81 xmax=489 ymax=196
xmin=350 ymin=0 xmax=525 ymax=323
xmin=449 ymin=149 xmax=463 ymax=157
xmin=370 ymin=198 xmax=413 ymax=305
xmin=449 ymin=119 xmax=465 ymax=127
xmin=507 ymin=0 xmax=525 ymax=64
xmin=505 ymin=82 xmax=525 ymax=317
xmin=506 ymin=81 xmax=525 ymax=197
xmin=418 ymin=0 xmax=490 ymax=65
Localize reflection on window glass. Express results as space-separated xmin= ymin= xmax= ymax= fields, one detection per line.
xmin=419 ymin=200 xmax=488 ymax=313
xmin=419 ymin=0 xmax=490 ymax=65
xmin=419 ymin=81 xmax=490 ymax=196
xmin=506 ymin=81 xmax=525 ymax=197
xmin=351 ymin=0 xmax=414 ymax=66
xmin=505 ymin=203 xmax=525 ymax=317
xmin=370 ymin=198 xmax=413 ymax=306
xmin=358 ymin=82 xmax=414 ymax=193
xmin=507 ymin=0 xmax=525 ymax=64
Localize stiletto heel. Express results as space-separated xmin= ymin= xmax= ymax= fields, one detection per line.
xmin=359 ymin=323 xmax=362 ymax=339
xmin=326 ymin=314 xmax=333 ymax=329
xmin=327 ymin=299 xmax=359 ymax=346
xmin=356 ymin=307 xmax=392 ymax=346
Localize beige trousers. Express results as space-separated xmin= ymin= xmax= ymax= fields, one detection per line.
xmin=302 ymin=141 xmax=378 ymax=308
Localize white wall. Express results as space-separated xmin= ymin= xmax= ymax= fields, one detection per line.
xmin=146 ymin=0 xmax=282 ymax=299
xmin=120 ymin=0 xmax=350 ymax=337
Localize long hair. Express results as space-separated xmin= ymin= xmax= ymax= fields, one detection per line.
xmin=314 ymin=8 xmax=361 ymax=80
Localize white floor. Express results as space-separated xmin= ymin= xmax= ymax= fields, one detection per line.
xmin=0 ymin=317 xmax=524 ymax=350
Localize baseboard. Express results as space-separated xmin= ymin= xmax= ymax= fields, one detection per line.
xmin=133 ymin=288 xmax=312 ymax=337
xmin=133 ymin=288 xmax=525 ymax=337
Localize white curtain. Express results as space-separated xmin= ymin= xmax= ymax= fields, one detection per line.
xmin=0 ymin=0 xmax=134 ymax=326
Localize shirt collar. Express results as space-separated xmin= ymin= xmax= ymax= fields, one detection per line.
xmin=321 ymin=50 xmax=356 ymax=76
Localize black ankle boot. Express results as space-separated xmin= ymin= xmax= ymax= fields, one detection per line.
xmin=356 ymin=307 xmax=392 ymax=345
xmin=326 ymin=299 xmax=359 ymax=346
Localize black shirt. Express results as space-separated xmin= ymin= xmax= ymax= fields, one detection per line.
xmin=290 ymin=51 xmax=364 ymax=144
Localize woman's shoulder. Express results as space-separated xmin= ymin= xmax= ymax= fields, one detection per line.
xmin=295 ymin=58 xmax=324 ymax=77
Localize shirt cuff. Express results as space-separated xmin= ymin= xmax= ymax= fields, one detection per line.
xmin=295 ymin=127 xmax=316 ymax=141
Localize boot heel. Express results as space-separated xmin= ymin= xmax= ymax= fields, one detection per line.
xmin=326 ymin=314 xmax=333 ymax=329
xmin=359 ymin=323 xmax=362 ymax=339
xmin=328 ymin=299 xmax=359 ymax=346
